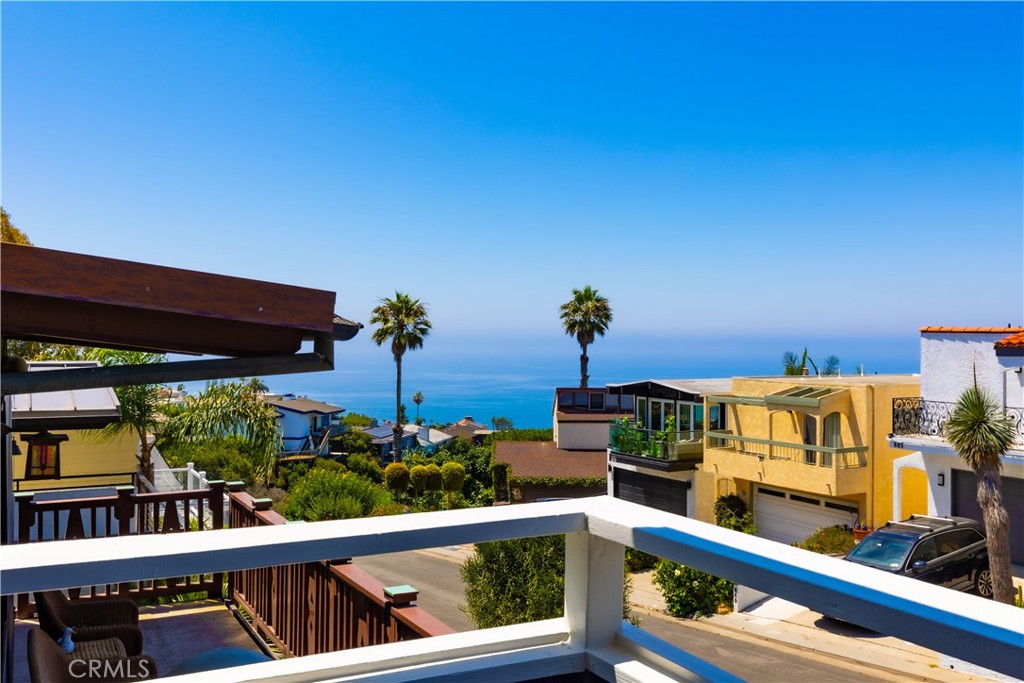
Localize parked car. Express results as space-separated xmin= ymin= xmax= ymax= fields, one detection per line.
xmin=844 ymin=515 xmax=991 ymax=598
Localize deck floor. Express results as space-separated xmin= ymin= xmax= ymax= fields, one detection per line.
xmin=13 ymin=599 xmax=267 ymax=682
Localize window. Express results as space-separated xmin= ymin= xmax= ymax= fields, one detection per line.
xmin=589 ymin=393 xmax=605 ymax=411
xmin=823 ymin=413 xmax=842 ymax=448
xmin=558 ymin=392 xmax=572 ymax=408
xmin=574 ymin=392 xmax=588 ymax=408
xmin=909 ymin=538 xmax=939 ymax=565
xmin=636 ymin=397 xmax=648 ymax=428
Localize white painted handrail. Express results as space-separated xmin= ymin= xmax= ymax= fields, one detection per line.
xmin=3 ymin=496 xmax=1022 ymax=682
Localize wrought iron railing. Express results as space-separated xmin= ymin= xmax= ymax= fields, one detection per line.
xmin=608 ymin=420 xmax=703 ymax=461
xmin=892 ymin=397 xmax=1024 ymax=446
xmin=704 ymin=431 xmax=868 ymax=469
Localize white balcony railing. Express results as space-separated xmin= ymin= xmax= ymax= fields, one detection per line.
xmin=4 ymin=497 xmax=1023 ymax=682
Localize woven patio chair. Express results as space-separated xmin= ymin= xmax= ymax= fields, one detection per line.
xmin=27 ymin=627 xmax=158 ymax=683
xmin=34 ymin=591 xmax=142 ymax=654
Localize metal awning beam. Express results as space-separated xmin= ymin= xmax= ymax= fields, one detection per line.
xmin=2 ymin=335 xmax=335 ymax=396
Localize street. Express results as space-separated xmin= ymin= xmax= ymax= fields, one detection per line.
xmin=354 ymin=549 xmax=927 ymax=683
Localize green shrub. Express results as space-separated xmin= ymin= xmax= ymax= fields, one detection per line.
xmin=384 ymin=462 xmax=411 ymax=497
xmin=345 ymin=453 xmax=384 ymax=484
xmin=409 ymin=464 xmax=429 ymax=497
xmin=653 ymin=560 xmax=733 ymax=619
xmin=795 ymin=525 xmax=855 ymax=555
xmin=424 ymin=463 xmax=443 ymax=491
xmin=283 ymin=469 xmax=393 ymax=521
xmin=625 ymin=547 xmax=659 ymax=573
xmin=441 ymin=461 xmax=466 ymax=508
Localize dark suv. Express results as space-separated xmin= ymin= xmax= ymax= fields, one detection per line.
xmin=844 ymin=515 xmax=991 ymax=598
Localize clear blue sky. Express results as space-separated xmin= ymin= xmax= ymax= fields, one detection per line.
xmin=3 ymin=2 xmax=1022 ymax=350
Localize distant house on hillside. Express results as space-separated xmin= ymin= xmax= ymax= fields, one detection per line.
xmin=444 ymin=416 xmax=492 ymax=445
xmin=262 ymin=394 xmax=345 ymax=454
xmin=360 ymin=422 xmax=454 ymax=459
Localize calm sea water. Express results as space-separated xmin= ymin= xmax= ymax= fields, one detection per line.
xmin=182 ymin=333 xmax=920 ymax=429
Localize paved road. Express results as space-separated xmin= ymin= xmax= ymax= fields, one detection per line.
xmin=353 ymin=549 xmax=922 ymax=682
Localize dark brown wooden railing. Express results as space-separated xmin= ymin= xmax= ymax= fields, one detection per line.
xmin=228 ymin=488 xmax=455 ymax=657
xmin=15 ymin=482 xmax=227 ymax=616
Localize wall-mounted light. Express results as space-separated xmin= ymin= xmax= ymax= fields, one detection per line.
xmin=21 ymin=431 xmax=68 ymax=480
xmin=937 ymin=473 xmax=945 ymax=487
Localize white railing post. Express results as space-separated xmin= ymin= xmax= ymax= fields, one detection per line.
xmin=564 ymin=530 xmax=625 ymax=651
xmin=186 ymin=462 xmax=196 ymax=490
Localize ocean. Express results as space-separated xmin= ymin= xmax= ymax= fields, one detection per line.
xmin=181 ymin=332 xmax=921 ymax=429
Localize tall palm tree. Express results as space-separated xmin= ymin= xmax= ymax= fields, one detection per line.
xmin=559 ymin=286 xmax=613 ymax=389
xmin=413 ymin=391 xmax=424 ymax=423
xmin=370 ymin=292 xmax=431 ymax=461
xmin=945 ymin=383 xmax=1017 ymax=604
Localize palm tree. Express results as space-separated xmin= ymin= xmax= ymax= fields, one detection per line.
xmin=91 ymin=349 xmax=167 ymax=486
xmin=945 ymin=383 xmax=1017 ymax=604
xmin=370 ymin=292 xmax=431 ymax=461
xmin=559 ymin=285 xmax=613 ymax=389
xmin=783 ymin=349 xmax=840 ymax=376
xmin=413 ymin=391 xmax=424 ymax=423
xmin=161 ymin=377 xmax=281 ymax=485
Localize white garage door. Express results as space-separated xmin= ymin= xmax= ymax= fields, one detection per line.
xmin=754 ymin=486 xmax=859 ymax=545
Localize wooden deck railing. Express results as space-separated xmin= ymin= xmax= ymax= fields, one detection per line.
xmin=14 ymin=482 xmax=227 ymax=616
xmin=227 ymin=487 xmax=455 ymax=657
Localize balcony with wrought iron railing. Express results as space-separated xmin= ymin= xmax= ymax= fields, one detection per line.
xmin=892 ymin=397 xmax=1024 ymax=448
xmin=4 ymin=497 xmax=1021 ymax=683
xmin=608 ymin=420 xmax=704 ymax=469
xmin=703 ymin=431 xmax=869 ymax=497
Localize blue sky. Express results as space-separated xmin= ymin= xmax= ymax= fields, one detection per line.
xmin=3 ymin=2 xmax=1022 ymax=352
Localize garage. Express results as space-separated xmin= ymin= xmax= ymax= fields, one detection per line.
xmin=613 ymin=468 xmax=688 ymax=517
xmin=754 ymin=486 xmax=859 ymax=545
xmin=952 ymin=470 xmax=1024 ymax=565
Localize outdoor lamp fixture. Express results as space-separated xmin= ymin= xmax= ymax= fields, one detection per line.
xmin=21 ymin=431 xmax=68 ymax=480
xmin=937 ymin=473 xmax=945 ymax=487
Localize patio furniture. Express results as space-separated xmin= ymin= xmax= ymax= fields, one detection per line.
xmin=27 ymin=627 xmax=158 ymax=683
xmin=34 ymin=591 xmax=142 ymax=653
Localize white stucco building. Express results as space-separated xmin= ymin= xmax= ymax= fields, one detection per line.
xmin=889 ymin=326 xmax=1024 ymax=565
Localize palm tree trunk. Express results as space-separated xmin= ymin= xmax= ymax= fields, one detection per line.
xmin=977 ymin=466 xmax=1015 ymax=603
xmin=393 ymin=353 xmax=403 ymax=462
xmin=138 ymin=428 xmax=154 ymax=490
xmin=579 ymin=344 xmax=589 ymax=389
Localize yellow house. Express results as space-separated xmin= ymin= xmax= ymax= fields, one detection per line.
xmin=10 ymin=362 xmax=136 ymax=493
xmin=702 ymin=374 xmax=919 ymax=545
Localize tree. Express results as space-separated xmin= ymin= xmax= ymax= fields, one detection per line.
xmin=461 ymin=535 xmax=634 ymax=629
xmin=441 ymin=461 xmax=466 ymax=509
xmin=783 ymin=349 xmax=839 ymax=376
xmin=413 ymin=392 xmax=424 ymax=423
xmin=409 ymin=464 xmax=429 ymax=498
xmin=161 ymin=378 xmax=281 ymax=485
xmin=559 ymin=285 xmax=612 ymax=389
xmin=1 ymin=207 xmax=32 ymax=245
xmin=491 ymin=416 xmax=514 ymax=431
xmin=946 ymin=384 xmax=1017 ymax=604
xmin=370 ymin=292 xmax=431 ymax=461
xmin=384 ymin=462 xmax=411 ymax=498
xmin=424 ymin=463 xmax=443 ymax=492
xmin=91 ymin=349 xmax=167 ymax=485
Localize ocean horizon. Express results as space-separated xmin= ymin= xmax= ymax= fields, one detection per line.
xmin=181 ymin=332 xmax=921 ymax=430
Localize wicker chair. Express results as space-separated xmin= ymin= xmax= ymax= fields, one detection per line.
xmin=34 ymin=591 xmax=142 ymax=654
xmin=27 ymin=628 xmax=158 ymax=683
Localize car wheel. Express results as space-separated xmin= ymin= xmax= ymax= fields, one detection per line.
xmin=974 ymin=567 xmax=993 ymax=598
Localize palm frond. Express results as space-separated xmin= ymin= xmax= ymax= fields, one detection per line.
xmin=946 ymin=385 xmax=1015 ymax=471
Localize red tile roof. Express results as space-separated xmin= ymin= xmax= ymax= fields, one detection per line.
xmin=494 ymin=441 xmax=607 ymax=479
xmin=995 ymin=332 xmax=1024 ymax=349
xmin=920 ymin=326 xmax=1024 ymax=334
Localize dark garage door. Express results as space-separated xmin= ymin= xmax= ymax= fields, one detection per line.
xmin=613 ymin=469 xmax=688 ymax=516
xmin=952 ymin=470 xmax=1024 ymax=565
